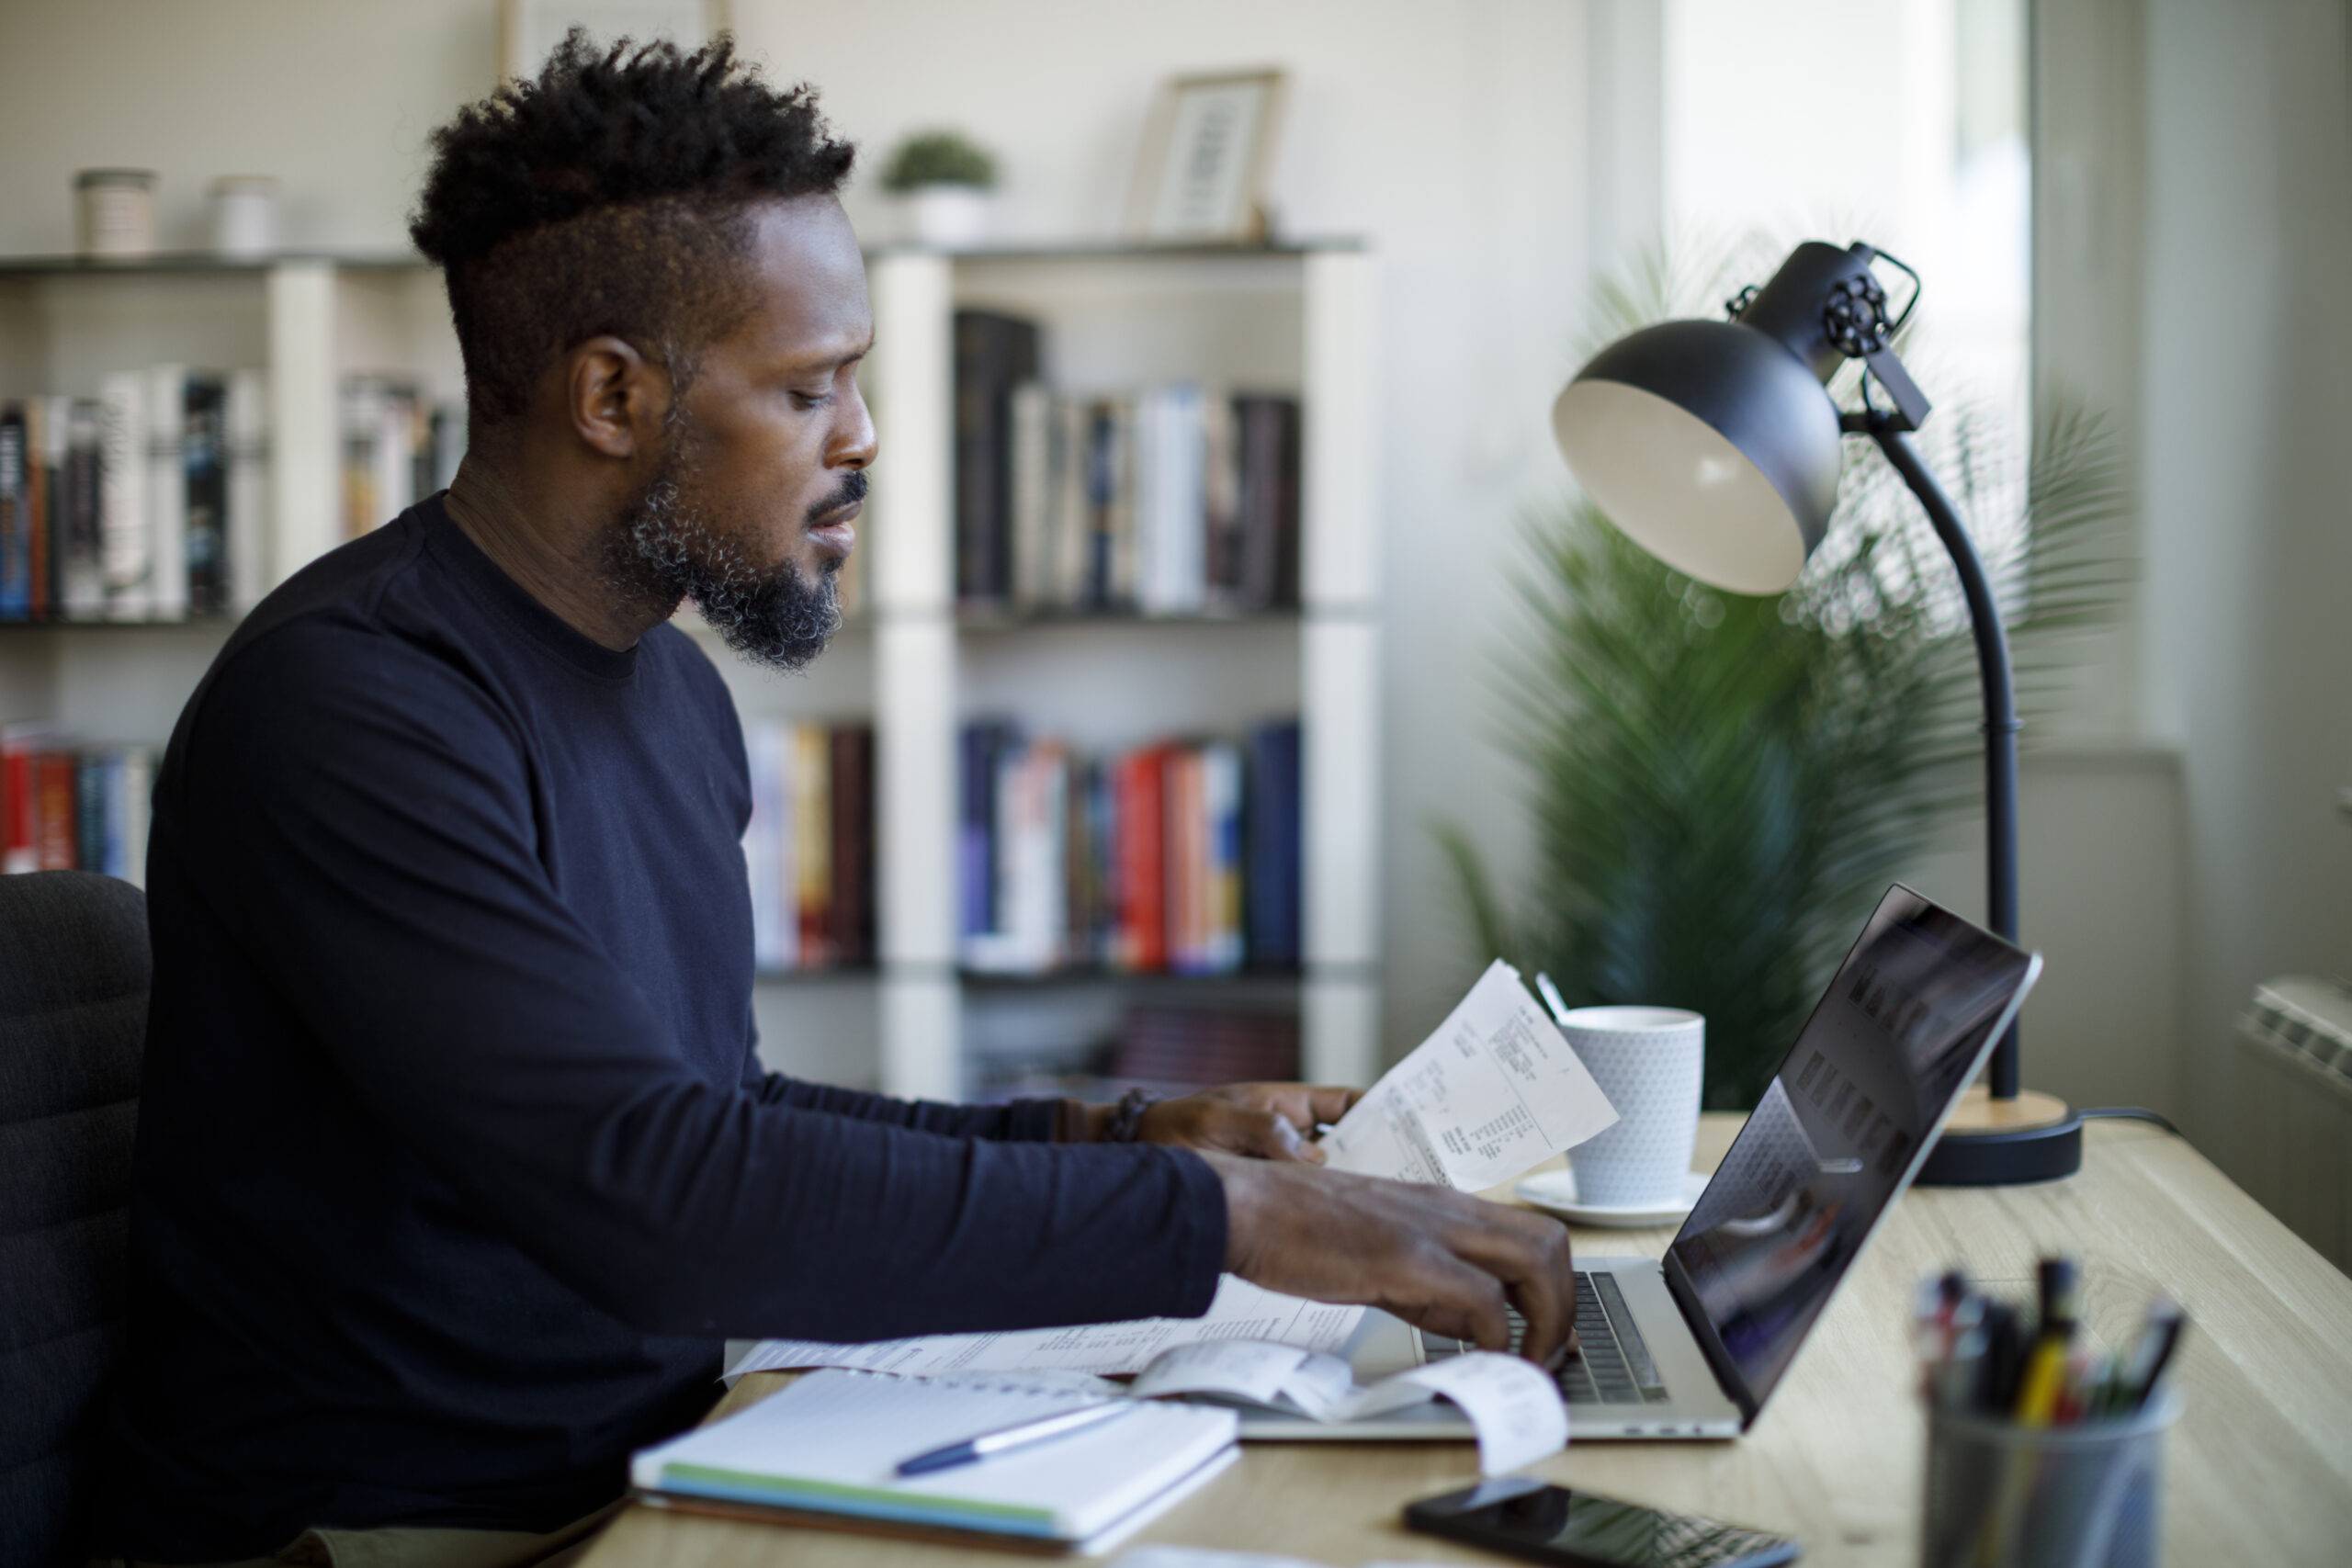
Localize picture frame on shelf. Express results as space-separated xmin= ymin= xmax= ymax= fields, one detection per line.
xmin=499 ymin=0 xmax=729 ymax=82
xmin=1123 ymin=69 xmax=1288 ymax=245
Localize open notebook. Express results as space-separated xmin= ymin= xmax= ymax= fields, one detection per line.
xmin=630 ymin=1369 xmax=1238 ymax=1553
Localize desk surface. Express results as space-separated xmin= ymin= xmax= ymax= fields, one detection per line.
xmin=582 ymin=1118 xmax=2352 ymax=1568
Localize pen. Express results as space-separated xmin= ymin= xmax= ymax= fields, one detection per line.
xmin=2010 ymin=1258 xmax=2080 ymax=1426
xmin=1534 ymin=973 xmax=1575 ymax=1027
xmin=894 ymin=1400 xmax=1138 ymax=1477
xmin=2122 ymin=1296 xmax=2188 ymax=1410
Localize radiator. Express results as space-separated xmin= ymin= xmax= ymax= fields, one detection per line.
xmin=2234 ymin=976 xmax=2352 ymax=1272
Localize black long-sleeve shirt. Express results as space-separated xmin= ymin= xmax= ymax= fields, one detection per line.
xmin=96 ymin=499 xmax=1227 ymax=1560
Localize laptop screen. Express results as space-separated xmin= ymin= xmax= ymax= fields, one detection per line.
xmin=1664 ymin=885 xmax=2035 ymax=1416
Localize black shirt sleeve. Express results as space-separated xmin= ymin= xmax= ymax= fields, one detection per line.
xmin=180 ymin=615 xmax=1225 ymax=1341
xmin=741 ymin=1062 xmax=1069 ymax=1142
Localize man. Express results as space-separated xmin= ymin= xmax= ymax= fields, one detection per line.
xmin=96 ymin=35 xmax=1577 ymax=1566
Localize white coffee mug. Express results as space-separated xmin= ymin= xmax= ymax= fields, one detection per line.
xmin=1557 ymin=1006 xmax=1704 ymax=1207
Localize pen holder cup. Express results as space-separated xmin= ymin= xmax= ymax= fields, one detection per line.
xmin=1921 ymin=1392 xmax=2180 ymax=1568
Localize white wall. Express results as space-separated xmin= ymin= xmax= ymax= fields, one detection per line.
xmin=0 ymin=0 xmax=1599 ymax=1072
xmin=2133 ymin=0 xmax=2352 ymax=1157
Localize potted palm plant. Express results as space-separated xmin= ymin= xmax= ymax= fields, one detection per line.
xmin=881 ymin=129 xmax=999 ymax=249
xmin=1442 ymin=241 xmax=2131 ymax=1109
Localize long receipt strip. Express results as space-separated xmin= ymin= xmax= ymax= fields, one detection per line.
xmin=731 ymin=1276 xmax=1365 ymax=1381
xmin=1321 ymin=958 xmax=1619 ymax=1188
xmin=734 ymin=960 xmax=1612 ymax=1467
xmin=1126 ymin=1339 xmax=1569 ymax=1474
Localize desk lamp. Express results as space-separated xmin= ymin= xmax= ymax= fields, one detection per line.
xmin=1549 ymin=240 xmax=2080 ymax=1186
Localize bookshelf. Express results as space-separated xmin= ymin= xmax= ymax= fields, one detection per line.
xmin=0 ymin=241 xmax=1383 ymax=1102
xmin=864 ymin=243 xmax=1381 ymax=1100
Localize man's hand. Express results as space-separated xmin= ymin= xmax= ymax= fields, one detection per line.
xmin=1210 ymin=1153 xmax=1579 ymax=1365
xmin=1124 ymin=1083 xmax=1363 ymax=1162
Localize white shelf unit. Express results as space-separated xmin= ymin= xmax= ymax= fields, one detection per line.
xmin=863 ymin=244 xmax=1383 ymax=1100
xmin=0 ymin=244 xmax=1385 ymax=1103
xmin=0 ymin=254 xmax=463 ymax=736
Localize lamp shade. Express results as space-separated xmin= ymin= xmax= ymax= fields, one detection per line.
xmin=1552 ymin=318 xmax=1844 ymax=596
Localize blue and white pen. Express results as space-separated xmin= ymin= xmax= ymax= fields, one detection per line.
xmin=894 ymin=1400 xmax=1138 ymax=1477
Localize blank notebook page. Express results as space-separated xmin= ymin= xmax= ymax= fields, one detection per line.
xmin=630 ymin=1368 xmax=1238 ymax=1540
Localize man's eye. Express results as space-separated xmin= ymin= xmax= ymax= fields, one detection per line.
xmin=790 ymin=389 xmax=832 ymax=409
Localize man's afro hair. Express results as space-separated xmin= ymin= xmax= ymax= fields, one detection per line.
xmin=409 ymin=30 xmax=854 ymax=422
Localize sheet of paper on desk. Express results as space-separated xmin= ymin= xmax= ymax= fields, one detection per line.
xmin=731 ymin=1275 xmax=1365 ymax=1381
xmin=1125 ymin=1339 xmax=1568 ymax=1474
xmin=1321 ymin=958 xmax=1620 ymax=1190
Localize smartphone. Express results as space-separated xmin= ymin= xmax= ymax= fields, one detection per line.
xmin=1404 ymin=1478 xmax=1800 ymax=1568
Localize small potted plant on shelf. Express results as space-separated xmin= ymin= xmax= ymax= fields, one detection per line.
xmin=880 ymin=129 xmax=999 ymax=249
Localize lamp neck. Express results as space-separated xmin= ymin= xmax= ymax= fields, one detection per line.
xmin=1866 ymin=420 xmax=2024 ymax=1101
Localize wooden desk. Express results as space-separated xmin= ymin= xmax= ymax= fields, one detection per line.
xmin=582 ymin=1119 xmax=2352 ymax=1568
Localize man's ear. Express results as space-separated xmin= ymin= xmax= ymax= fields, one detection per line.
xmin=564 ymin=335 xmax=671 ymax=459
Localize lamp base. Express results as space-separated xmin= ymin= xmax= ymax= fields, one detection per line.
xmin=1915 ymin=1086 xmax=2083 ymax=1187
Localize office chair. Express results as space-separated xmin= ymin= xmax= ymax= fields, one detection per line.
xmin=0 ymin=871 xmax=151 ymax=1568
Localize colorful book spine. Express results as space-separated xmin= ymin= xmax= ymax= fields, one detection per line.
xmin=1 ymin=725 xmax=45 ymax=874
xmin=60 ymin=399 xmax=107 ymax=620
xmin=27 ymin=398 xmax=59 ymax=622
xmin=790 ymin=723 xmax=833 ymax=967
xmin=828 ymin=726 xmax=874 ymax=965
xmin=1114 ymin=745 xmax=1170 ymax=971
xmin=0 ymin=402 xmax=27 ymax=619
xmin=183 ymin=374 xmax=230 ymax=615
xmin=1245 ymin=719 xmax=1303 ymax=968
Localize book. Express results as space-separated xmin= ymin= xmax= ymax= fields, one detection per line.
xmin=27 ymin=398 xmax=59 ymax=621
xmin=0 ymin=402 xmax=26 ymax=619
xmin=59 ymin=399 xmax=106 ymax=620
xmin=1008 ymin=381 xmax=1055 ymax=611
xmin=75 ymin=750 xmax=109 ymax=874
xmin=743 ymin=722 xmax=791 ymax=972
xmin=1244 ymin=720 xmax=1303 ymax=968
xmin=1113 ymin=745 xmax=1170 ymax=971
xmin=97 ymin=372 xmax=150 ymax=620
xmin=2 ymin=724 xmax=47 ymax=874
xmin=790 ymin=723 xmax=833 ymax=967
xmin=630 ymin=1368 xmax=1238 ymax=1551
xmin=183 ymin=373 xmax=229 ymax=615
xmin=146 ymin=366 xmax=189 ymax=620
xmin=33 ymin=748 xmax=77 ymax=869
xmin=953 ymin=311 xmax=1040 ymax=604
xmin=1135 ymin=385 xmax=1206 ymax=615
xmin=1234 ymin=395 xmax=1300 ymax=609
xmin=828 ymin=725 xmax=874 ymax=964
xmin=226 ymin=370 xmax=268 ymax=612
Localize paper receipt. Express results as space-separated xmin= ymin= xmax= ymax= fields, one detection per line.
xmin=1322 ymin=959 xmax=1620 ymax=1190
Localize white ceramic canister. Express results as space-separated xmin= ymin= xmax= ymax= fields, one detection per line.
xmin=76 ymin=169 xmax=158 ymax=261
xmin=209 ymin=175 xmax=279 ymax=259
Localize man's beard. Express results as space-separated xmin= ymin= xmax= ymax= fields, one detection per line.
xmin=607 ymin=443 xmax=854 ymax=672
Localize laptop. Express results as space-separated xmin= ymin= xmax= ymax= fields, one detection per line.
xmin=1238 ymin=883 xmax=2041 ymax=1442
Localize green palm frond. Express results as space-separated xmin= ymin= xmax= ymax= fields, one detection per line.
xmin=1445 ymin=239 xmax=2131 ymax=1108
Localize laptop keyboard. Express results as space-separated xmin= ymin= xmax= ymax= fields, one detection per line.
xmin=1420 ymin=1271 xmax=1670 ymax=1405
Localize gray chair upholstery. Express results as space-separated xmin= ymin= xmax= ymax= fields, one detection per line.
xmin=1 ymin=871 xmax=150 ymax=1568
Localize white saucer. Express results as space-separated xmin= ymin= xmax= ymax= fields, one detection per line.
xmin=1514 ymin=1168 xmax=1709 ymax=1228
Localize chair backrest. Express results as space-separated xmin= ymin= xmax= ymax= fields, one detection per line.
xmin=0 ymin=871 xmax=151 ymax=1568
